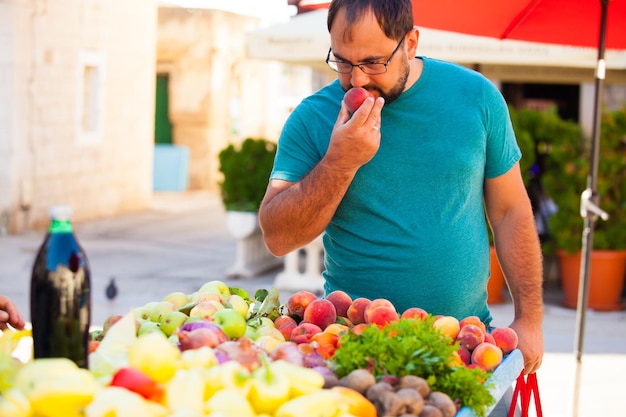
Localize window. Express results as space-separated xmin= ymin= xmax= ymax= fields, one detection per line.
xmin=77 ymin=51 xmax=105 ymax=145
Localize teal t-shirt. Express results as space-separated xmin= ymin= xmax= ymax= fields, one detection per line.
xmin=271 ymin=57 xmax=520 ymax=325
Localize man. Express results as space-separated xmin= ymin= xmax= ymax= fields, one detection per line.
xmin=259 ymin=0 xmax=543 ymax=378
xmin=0 ymin=295 xmax=25 ymax=331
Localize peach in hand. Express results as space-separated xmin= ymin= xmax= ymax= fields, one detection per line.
xmin=344 ymin=87 xmax=374 ymax=114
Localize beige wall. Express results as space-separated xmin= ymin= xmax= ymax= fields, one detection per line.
xmin=157 ymin=7 xmax=313 ymax=191
xmin=0 ymin=0 xmax=157 ymax=232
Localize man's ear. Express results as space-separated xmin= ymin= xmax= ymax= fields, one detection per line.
xmin=407 ymin=26 xmax=420 ymax=57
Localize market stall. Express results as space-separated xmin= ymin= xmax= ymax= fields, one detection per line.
xmin=0 ymin=281 xmax=527 ymax=417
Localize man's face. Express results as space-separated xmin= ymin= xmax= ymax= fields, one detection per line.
xmin=328 ymin=8 xmax=412 ymax=105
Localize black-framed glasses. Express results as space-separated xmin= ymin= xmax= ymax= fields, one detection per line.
xmin=326 ymin=36 xmax=406 ymax=75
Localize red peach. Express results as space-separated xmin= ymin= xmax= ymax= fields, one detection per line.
xmin=347 ymin=297 xmax=372 ymax=325
xmin=364 ymin=298 xmax=396 ymax=324
xmin=433 ymin=316 xmax=461 ymax=340
xmin=484 ymin=332 xmax=496 ymax=345
xmin=274 ymin=314 xmax=298 ymax=329
xmin=325 ymin=290 xmax=353 ymax=318
xmin=459 ymin=315 xmax=487 ymax=332
xmin=400 ymin=307 xmax=429 ymax=321
xmin=471 ymin=342 xmax=503 ymax=371
xmin=290 ymin=322 xmax=323 ymax=345
xmin=366 ymin=306 xmax=399 ymax=328
xmin=277 ymin=321 xmax=297 ymax=341
xmin=457 ymin=345 xmax=472 ymax=365
xmin=491 ymin=327 xmax=519 ymax=354
xmin=287 ymin=290 xmax=318 ymax=318
xmin=456 ymin=324 xmax=485 ymax=351
xmin=303 ymin=299 xmax=337 ymax=330
xmin=343 ymin=87 xmax=374 ymax=114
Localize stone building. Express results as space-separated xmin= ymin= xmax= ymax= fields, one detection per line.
xmin=0 ymin=0 xmax=158 ymax=232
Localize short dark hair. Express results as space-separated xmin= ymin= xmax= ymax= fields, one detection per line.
xmin=327 ymin=0 xmax=414 ymax=42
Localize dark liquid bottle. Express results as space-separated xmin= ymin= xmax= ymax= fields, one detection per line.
xmin=30 ymin=206 xmax=92 ymax=368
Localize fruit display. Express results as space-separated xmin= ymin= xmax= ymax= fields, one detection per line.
xmin=0 ymin=281 xmax=520 ymax=417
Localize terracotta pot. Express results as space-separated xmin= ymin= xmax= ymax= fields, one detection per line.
xmin=558 ymin=250 xmax=626 ymax=311
xmin=488 ymin=247 xmax=507 ymax=304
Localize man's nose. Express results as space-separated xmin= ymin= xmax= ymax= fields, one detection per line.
xmin=349 ymin=66 xmax=371 ymax=88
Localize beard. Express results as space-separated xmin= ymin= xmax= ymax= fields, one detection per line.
xmin=345 ymin=57 xmax=410 ymax=105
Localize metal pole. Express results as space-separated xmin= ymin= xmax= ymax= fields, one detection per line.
xmin=572 ymin=1 xmax=610 ymax=416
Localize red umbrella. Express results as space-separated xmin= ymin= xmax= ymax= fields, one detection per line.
xmin=413 ymin=1 xmax=625 ymax=416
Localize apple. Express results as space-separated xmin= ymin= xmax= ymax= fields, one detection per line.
xmin=159 ymin=311 xmax=189 ymax=337
xmin=143 ymin=301 xmax=176 ymax=322
xmin=132 ymin=306 xmax=151 ymax=321
xmin=213 ymin=308 xmax=248 ymax=339
xmin=197 ymin=280 xmax=231 ymax=301
xmin=162 ymin=291 xmax=189 ymax=309
xmin=102 ymin=314 xmax=124 ymax=334
xmin=189 ymin=300 xmax=223 ymax=321
xmin=254 ymin=325 xmax=285 ymax=341
xmin=137 ymin=320 xmax=164 ymax=336
xmin=344 ymin=87 xmax=374 ymax=114
xmin=224 ymin=294 xmax=250 ymax=318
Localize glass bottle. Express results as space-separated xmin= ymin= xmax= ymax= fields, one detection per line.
xmin=30 ymin=205 xmax=92 ymax=368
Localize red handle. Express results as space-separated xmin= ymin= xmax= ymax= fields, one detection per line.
xmin=508 ymin=372 xmax=543 ymax=417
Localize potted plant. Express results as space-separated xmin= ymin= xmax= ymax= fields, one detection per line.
xmin=541 ymin=107 xmax=626 ymax=310
xmin=217 ymin=137 xmax=281 ymax=277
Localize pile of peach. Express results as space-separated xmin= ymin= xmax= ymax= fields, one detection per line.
xmin=275 ymin=290 xmax=518 ymax=372
xmin=432 ymin=315 xmax=518 ymax=371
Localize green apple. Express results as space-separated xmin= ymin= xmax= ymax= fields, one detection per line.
xmin=213 ymin=308 xmax=247 ymax=339
xmin=137 ymin=320 xmax=164 ymax=336
xmin=162 ymin=291 xmax=189 ymax=309
xmin=198 ymin=280 xmax=231 ymax=301
xmin=159 ymin=310 xmax=189 ymax=337
xmin=144 ymin=301 xmax=176 ymax=322
xmin=132 ymin=306 xmax=151 ymax=321
xmin=254 ymin=325 xmax=285 ymax=341
xmin=224 ymin=294 xmax=250 ymax=318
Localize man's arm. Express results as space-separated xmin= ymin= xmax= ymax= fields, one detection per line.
xmin=259 ymin=96 xmax=384 ymax=256
xmin=484 ymin=162 xmax=544 ymax=374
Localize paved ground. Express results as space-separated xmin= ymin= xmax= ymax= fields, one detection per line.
xmin=1 ymin=191 xmax=625 ymax=417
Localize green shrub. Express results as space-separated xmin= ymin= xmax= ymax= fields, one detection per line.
xmin=218 ymin=138 xmax=277 ymax=212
